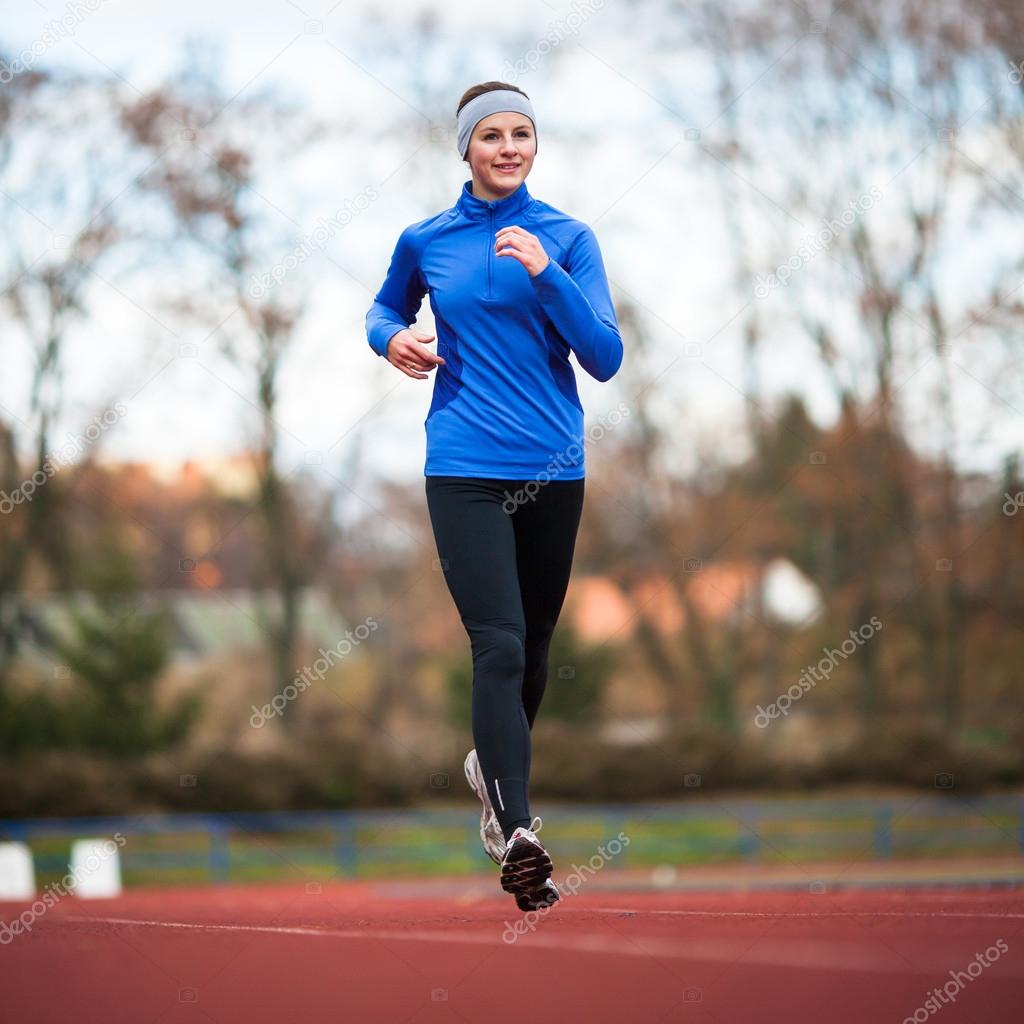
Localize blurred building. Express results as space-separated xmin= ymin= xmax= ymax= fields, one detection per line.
xmin=413 ymin=556 xmax=823 ymax=654
xmin=15 ymin=586 xmax=349 ymax=672
xmin=566 ymin=558 xmax=823 ymax=645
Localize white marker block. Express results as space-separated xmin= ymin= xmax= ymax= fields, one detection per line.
xmin=0 ymin=842 xmax=36 ymax=900
xmin=69 ymin=838 xmax=122 ymax=898
xmin=650 ymin=864 xmax=678 ymax=888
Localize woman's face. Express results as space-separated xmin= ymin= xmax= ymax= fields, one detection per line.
xmin=465 ymin=111 xmax=536 ymax=200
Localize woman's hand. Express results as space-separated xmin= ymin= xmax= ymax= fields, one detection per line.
xmin=494 ymin=225 xmax=551 ymax=277
xmin=385 ymin=328 xmax=446 ymax=379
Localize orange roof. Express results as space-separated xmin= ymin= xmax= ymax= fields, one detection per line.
xmin=565 ymin=564 xmax=763 ymax=645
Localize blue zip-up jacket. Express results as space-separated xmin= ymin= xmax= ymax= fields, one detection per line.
xmin=365 ymin=178 xmax=623 ymax=480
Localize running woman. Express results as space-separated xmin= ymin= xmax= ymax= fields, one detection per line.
xmin=365 ymin=82 xmax=623 ymax=911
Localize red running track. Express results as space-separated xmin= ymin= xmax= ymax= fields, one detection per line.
xmin=2 ymin=878 xmax=1023 ymax=1023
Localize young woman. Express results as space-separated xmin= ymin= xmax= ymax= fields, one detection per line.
xmin=365 ymin=81 xmax=623 ymax=912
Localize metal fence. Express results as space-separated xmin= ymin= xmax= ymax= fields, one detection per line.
xmin=4 ymin=793 xmax=1023 ymax=886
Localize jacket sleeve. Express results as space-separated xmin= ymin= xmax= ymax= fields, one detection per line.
xmin=365 ymin=226 xmax=428 ymax=358
xmin=529 ymin=225 xmax=623 ymax=382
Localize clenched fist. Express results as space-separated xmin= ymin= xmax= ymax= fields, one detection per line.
xmin=494 ymin=225 xmax=551 ymax=277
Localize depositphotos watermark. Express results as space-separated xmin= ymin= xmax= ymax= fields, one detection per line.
xmin=901 ymin=939 xmax=1008 ymax=1023
xmin=0 ymin=833 xmax=126 ymax=944
xmin=248 ymin=186 xmax=379 ymax=298
xmin=500 ymin=0 xmax=606 ymax=81
xmin=1003 ymin=491 xmax=1023 ymax=516
xmin=0 ymin=0 xmax=109 ymax=82
xmin=501 ymin=831 xmax=630 ymax=943
xmin=501 ymin=400 xmax=631 ymax=513
xmin=754 ymin=616 xmax=882 ymax=727
xmin=0 ymin=402 xmax=127 ymax=515
xmin=753 ymin=186 xmax=882 ymax=299
xmin=249 ymin=617 xmax=378 ymax=727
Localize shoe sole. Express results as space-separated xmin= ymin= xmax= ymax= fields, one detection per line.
xmin=500 ymin=837 xmax=553 ymax=899
xmin=516 ymin=880 xmax=560 ymax=912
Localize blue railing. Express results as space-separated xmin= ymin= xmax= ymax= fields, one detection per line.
xmin=3 ymin=793 xmax=1022 ymax=885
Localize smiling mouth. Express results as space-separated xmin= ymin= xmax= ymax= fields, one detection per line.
xmin=494 ymin=163 xmax=520 ymax=171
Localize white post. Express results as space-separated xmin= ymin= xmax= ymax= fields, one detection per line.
xmin=69 ymin=838 xmax=122 ymax=898
xmin=0 ymin=842 xmax=36 ymax=900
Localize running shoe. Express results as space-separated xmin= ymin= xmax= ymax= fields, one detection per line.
xmin=515 ymin=877 xmax=561 ymax=912
xmin=463 ymin=748 xmax=506 ymax=865
xmin=500 ymin=816 xmax=554 ymax=904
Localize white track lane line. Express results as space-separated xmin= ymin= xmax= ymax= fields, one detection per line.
xmin=55 ymin=914 xmax=1024 ymax=976
xmin=589 ymin=908 xmax=1024 ymax=919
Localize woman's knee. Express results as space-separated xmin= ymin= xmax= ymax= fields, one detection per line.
xmin=463 ymin=619 xmax=526 ymax=675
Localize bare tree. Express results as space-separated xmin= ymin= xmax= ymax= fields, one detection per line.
xmin=0 ymin=65 xmax=130 ymax=686
xmin=118 ymin=55 xmax=326 ymax=721
xmin=642 ymin=0 xmax=1024 ymax=732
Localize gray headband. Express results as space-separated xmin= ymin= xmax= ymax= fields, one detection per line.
xmin=456 ymin=90 xmax=537 ymax=160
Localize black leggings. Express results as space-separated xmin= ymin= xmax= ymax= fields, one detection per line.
xmin=425 ymin=475 xmax=585 ymax=840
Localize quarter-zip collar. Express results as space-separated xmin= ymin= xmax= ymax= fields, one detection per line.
xmin=455 ymin=178 xmax=534 ymax=224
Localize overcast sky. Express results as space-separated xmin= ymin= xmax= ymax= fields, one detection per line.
xmin=2 ymin=0 xmax=1018 ymax=489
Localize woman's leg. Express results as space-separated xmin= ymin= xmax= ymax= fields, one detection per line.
xmin=425 ymin=476 xmax=533 ymax=841
xmin=508 ymin=478 xmax=586 ymax=729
